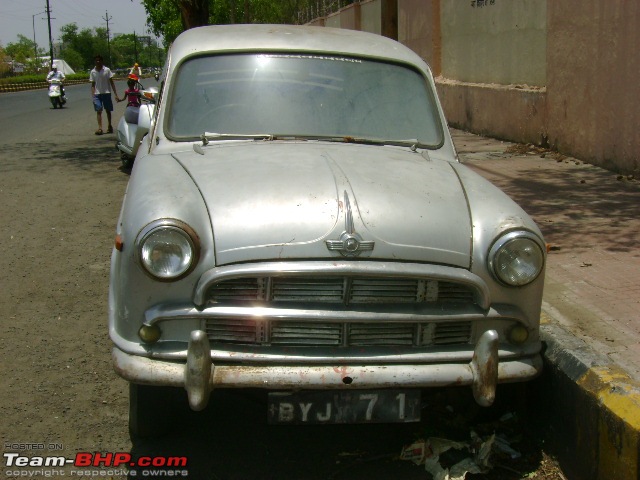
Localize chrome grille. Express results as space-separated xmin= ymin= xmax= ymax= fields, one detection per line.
xmin=206 ymin=276 xmax=475 ymax=305
xmin=349 ymin=323 xmax=415 ymax=346
xmin=271 ymin=277 xmax=344 ymax=302
xmin=204 ymin=318 xmax=265 ymax=344
xmin=433 ymin=321 xmax=473 ymax=345
xmin=209 ymin=278 xmax=265 ymax=301
xmin=271 ymin=321 xmax=342 ymax=345
xmin=205 ymin=319 xmax=472 ymax=347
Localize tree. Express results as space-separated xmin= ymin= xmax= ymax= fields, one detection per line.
xmin=0 ymin=44 xmax=11 ymax=77
xmin=178 ymin=0 xmax=210 ymax=29
xmin=142 ymin=0 xmax=316 ymax=45
xmin=4 ymin=35 xmax=46 ymax=73
xmin=60 ymin=23 xmax=112 ymax=70
xmin=5 ymin=35 xmax=41 ymax=63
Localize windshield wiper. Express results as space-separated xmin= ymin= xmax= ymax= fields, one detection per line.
xmin=201 ymin=132 xmax=274 ymax=145
xmin=300 ymin=135 xmax=422 ymax=148
xmin=200 ymin=132 xmax=424 ymax=149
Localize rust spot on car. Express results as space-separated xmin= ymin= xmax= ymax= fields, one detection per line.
xmin=333 ymin=366 xmax=351 ymax=379
xmin=474 ymin=354 xmax=497 ymax=403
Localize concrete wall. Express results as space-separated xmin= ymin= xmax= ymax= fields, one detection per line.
xmin=311 ymin=0 xmax=640 ymax=173
xmin=326 ymin=4 xmax=360 ymax=30
xmin=397 ymin=0 xmax=441 ymax=75
xmin=432 ymin=0 xmax=548 ymax=146
xmin=437 ymin=80 xmax=547 ymax=146
xmin=440 ymin=0 xmax=546 ymax=86
xmin=360 ymin=0 xmax=382 ymax=35
xmin=546 ymin=1 xmax=640 ymax=173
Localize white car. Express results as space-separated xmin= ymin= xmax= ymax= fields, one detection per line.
xmin=109 ymin=24 xmax=545 ymax=437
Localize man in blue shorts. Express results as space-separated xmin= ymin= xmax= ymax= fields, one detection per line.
xmin=90 ymin=55 xmax=120 ymax=135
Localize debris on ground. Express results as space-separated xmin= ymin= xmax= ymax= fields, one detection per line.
xmin=396 ymin=393 xmax=567 ymax=480
xmin=400 ymin=432 xmax=497 ymax=479
xmin=504 ymin=143 xmax=566 ymax=161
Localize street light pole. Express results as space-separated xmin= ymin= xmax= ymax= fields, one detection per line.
xmin=32 ymin=11 xmax=46 ymax=59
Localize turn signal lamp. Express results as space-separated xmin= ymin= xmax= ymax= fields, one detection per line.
xmin=115 ymin=234 xmax=124 ymax=251
xmin=138 ymin=324 xmax=162 ymax=344
xmin=508 ymin=325 xmax=529 ymax=345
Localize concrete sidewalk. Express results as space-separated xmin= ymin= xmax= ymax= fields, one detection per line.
xmin=450 ymin=128 xmax=640 ymax=479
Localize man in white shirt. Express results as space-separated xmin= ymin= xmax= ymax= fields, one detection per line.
xmin=90 ymin=55 xmax=120 ymax=135
xmin=46 ymin=65 xmax=66 ymax=103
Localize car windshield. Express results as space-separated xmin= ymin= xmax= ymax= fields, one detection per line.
xmin=166 ymin=53 xmax=443 ymax=147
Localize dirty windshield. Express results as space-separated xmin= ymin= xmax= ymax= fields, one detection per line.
xmin=167 ymin=53 xmax=443 ymax=147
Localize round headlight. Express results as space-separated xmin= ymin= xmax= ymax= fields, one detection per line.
xmin=138 ymin=222 xmax=198 ymax=280
xmin=489 ymin=232 xmax=544 ymax=286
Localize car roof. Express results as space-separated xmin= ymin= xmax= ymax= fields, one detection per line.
xmin=169 ymin=24 xmax=429 ymax=69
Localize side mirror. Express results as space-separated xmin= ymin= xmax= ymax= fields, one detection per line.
xmin=142 ymin=87 xmax=159 ymax=103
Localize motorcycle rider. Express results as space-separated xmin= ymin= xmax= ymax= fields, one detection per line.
xmin=129 ymin=62 xmax=142 ymax=78
xmin=46 ymin=64 xmax=66 ymax=103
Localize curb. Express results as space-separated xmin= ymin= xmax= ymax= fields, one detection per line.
xmin=537 ymin=318 xmax=640 ymax=479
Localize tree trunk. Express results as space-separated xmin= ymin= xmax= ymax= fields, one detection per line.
xmin=178 ymin=0 xmax=210 ymax=30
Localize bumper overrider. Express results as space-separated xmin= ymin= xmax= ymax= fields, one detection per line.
xmin=112 ymin=329 xmax=542 ymax=410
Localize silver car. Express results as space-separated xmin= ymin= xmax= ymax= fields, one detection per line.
xmin=109 ymin=24 xmax=545 ymax=437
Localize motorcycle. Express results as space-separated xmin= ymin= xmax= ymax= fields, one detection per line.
xmin=116 ymin=83 xmax=158 ymax=169
xmin=48 ymin=78 xmax=66 ymax=109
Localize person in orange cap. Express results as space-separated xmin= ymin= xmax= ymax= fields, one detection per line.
xmin=129 ymin=62 xmax=142 ymax=77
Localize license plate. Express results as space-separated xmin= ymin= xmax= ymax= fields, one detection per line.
xmin=267 ymin=389 xmax=421 ymax=424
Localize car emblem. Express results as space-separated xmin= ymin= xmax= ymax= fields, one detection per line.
xmin=326 ymin=192 xmax=374 ymax=257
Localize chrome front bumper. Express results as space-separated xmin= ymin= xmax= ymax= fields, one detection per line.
xmin=112 ymin=329 xmax=542 ymax=411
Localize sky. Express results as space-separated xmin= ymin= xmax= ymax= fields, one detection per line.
xmin=0 ymin=0 xmax=154 ymax=47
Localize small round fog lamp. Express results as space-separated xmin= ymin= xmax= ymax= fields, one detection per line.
xmin=508 ymin=325 xmax=529 ymax=345
xmin=138 ymin=324 xmax=162 ymax=344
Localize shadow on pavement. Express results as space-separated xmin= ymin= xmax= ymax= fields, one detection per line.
xmin=127 ymin=384 xmax=551 ymax=480
xmin=465 ymin=158 xmax=640 ymax=254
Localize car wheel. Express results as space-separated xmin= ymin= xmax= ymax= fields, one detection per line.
xmin=121 ymin=153 xmax=134 ymax=170
xmin=128 ymin=383 xmax=187 ymax=439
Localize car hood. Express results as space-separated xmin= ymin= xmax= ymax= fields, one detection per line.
xmin=173 ymin=142 xmax=471 ymax=267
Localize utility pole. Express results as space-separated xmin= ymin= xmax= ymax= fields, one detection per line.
xmin=45 ymin=0 xmax=54 ymax=68
xmin=133 ymin=31 xmax=138 ymax=64
xmin=103 ymin=10 xmax=112 ymax=65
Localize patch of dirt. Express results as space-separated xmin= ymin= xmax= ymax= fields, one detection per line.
xmin=504 ymin=143 xmax=567 ymax=162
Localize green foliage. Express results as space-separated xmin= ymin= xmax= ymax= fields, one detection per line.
xmin=0 ymin=45 xmax=9 ymax=76
xmin=56 ymin=23 xmax=166 ymax=70
xmin=60 ymin=23 xmax=109 ymax=70
xmin=142 ymin=0 xmax=184 ymax=45
xmin=5 ymin=35 xmax=46 ymax=72
xmin=142 ymin=0 xmax=317 ymax=46
xmin=3 ymin=1 xmax=332 ymax=74
xmin=110 ymin=33 xmax=166 ymax=69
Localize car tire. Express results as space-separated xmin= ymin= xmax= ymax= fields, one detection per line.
xmin=128 ymin=383 xmax=186 ymax=439
xmin=121 ymin=154 xmax=134 ymax=170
